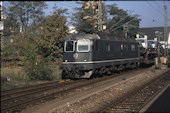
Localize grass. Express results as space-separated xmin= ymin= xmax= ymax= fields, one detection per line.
xmin=151 ymin=69 xmax=156 ymax=73
xmin=1 ymin=66 xmax=28 ymax=91
xmin=1 ymin=60 xmax=63 ymax=91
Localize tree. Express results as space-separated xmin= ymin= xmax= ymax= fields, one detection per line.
xmin=72 ymin=2 xmax=141 ymax=37
xmin=35 ymin=5 xmax=68 ymax=61
xmin=2 ymin=1 xmax=47 ymax=58
xmin=5 ymin=1 xmax=47 ymax=35
xmin=72 ymin=2 xmax=96 ymax=33
xmin=106 ymin=4 xmax=141 ymax=38
xmin=23 ymin=38 xmax=53 ymax=80
xmin=72 ymin=1 xmax=106 ymax=33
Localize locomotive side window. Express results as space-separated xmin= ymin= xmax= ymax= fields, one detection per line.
xmin=131 ymin=44 xmax=135 ymax=51
xmin=77 ymin=39 xmax=90 ymax=52
xmin=115 ymin=44 xmax=120 ymax=51
xmin=124 ymin=44 xmax=128 ymax=51
xmin=121 ymin=44 xmax=124 ymax=51
xmin=95 ymin=41 xmax=99 ymax=51
xmin=105 ymin=44 xmax=110 ymax=51
xmin=90 ymin=41 xmax=94 ymax=51
xmin=65 ymin=40 xmax=74 ymax=52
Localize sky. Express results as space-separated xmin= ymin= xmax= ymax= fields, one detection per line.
xmin=3 ymin=1 xmax=170 ymax=28
xmin=44 ymin=1 xmax=170 ymax=28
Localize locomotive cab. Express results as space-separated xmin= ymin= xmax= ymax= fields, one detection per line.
xmin=62 ymin=36 xmax=95 ymax=79
xmin=64 ymin=39 xmax=91 ymax=62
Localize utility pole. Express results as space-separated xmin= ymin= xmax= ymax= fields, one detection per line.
xmin=98 ymin=0 xmax=103 ymax=31
xmin=164 ymin=3 xmax=168 ymax=57
xmin=123 ymin=23 xmax=128 ymax=38
xmin=0 ymin=1 xmax=4 ymax=48
xmin=155 ymin=31 xmax=162 ymax=69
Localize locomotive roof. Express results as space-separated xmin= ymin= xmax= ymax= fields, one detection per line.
xmin=65 ymin=32 xmax=137 ymax=42
xmin=65 ymin=33 xmax=99 ymax=40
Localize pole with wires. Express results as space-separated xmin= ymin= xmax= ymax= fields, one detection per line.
xmin=110 ymin=17 xmax=136 ymax=32
xmin=155 ymin=31 xmax=162 ymax=69
xmin=164 ymin=3 xmax=168 ymax=59
xmin=98 ymin=0 xmax=103 ymax=31
xmin=123 ymin=23 xmax=128 ymax=38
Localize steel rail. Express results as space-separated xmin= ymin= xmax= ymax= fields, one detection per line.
xmin=94 ymin=71 xmax=170 ymax=113
xmin=1 ymin=79 xmax=86 ymax=106
xmin=1 ymin=74 xmax=117 ymax=113
xmin=135 ymin=82 xmax=170 ymax=113
xmin=1 ymin=81 xmax=59 ymax=96
xmin=1 ymin=68 xmax=150 ymax=113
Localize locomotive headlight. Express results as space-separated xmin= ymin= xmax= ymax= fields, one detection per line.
xmin=84 ymin=59 xmax=87 ymax=62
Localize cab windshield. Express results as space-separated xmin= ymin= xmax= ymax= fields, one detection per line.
xmin=65 ymin=40 xmax=74 ymax=52
xmin=77 ymin=39 xmax=90 ymax=52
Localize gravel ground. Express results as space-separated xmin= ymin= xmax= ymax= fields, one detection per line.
xmin=21 ymin=65 xmax=169 ymax=113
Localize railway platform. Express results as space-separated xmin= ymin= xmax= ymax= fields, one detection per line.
xmin=140 ymin=83 xmax=170 ymax=113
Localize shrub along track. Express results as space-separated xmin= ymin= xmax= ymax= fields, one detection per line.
xmin=1 ymin=68 xmax=146 ymax=113
xmin=95 ymin=71 xmax=170 ymax=113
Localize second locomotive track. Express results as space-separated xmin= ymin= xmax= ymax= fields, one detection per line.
xmin=95 ymin=71 xmax=170 ymax=113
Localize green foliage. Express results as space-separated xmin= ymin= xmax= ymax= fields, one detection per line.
xmin=35 ymin=6 xmax=68 ymax=61
xmin=2 ymin=2 xmax=67 ymax=81
xmin=1 ymin=35 xmax=25 ymax=58
xmin=5 ymin=1 xmax=47 ymax=34
xmin=17 ymin=59 xmax=25 ymax=66
xmin=23 ymin=39 xmax=53 ymax=80
xmin=2 ymin=1 xmax=48 ymax=58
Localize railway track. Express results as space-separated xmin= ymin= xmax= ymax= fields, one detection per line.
xmin=95 ymin=71 xmax=170 ymax=113
xmin=1 ymin=67 xmax=158 ymax=113
xmin=1 ymin=79 xmax=92 ymax=113
xmin=1 ymin=80 xmax=71 ymax=99
xmin=1 ymin=69 xmax=137 ymax=113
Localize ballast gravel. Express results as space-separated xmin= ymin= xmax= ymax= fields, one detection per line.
xmin=21 ymin=65 xmax=169 ymax=113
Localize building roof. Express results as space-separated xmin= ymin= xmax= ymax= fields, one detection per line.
xmin=139 ymin=26 xmax=170 ymax=41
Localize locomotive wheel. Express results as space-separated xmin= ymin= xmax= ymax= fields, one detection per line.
xmin=99 ymin=67 xmax=105 ymax=77
xmin=62 ymin=71 xmax=67 ymax=79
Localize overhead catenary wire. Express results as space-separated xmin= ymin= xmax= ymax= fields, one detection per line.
xmin=56 ymin=1 xmax=76 ymax=9
xmin=107 ymin=1 xmax=158 ymax=30
xmin=153 ymin=1 xmax=164 ymax=10
xmin=108 ymin=14 xmax=130 ymax=31
xmin=110 ymin=17 xmax=136 ymax=32
xmin=132 ymin=7 xmax=159 ymax=27
xmin=146 ymin=1 xmax=164 ymax=16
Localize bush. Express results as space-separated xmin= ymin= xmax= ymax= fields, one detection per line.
xmin=23 ymin=39 xmax=53 ymax=80
xmin=17 ymin=60 xmax=24 ymax=66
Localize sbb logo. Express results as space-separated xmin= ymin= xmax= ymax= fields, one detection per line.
xmin=73 ymin=53 xmax=78 ymax=59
